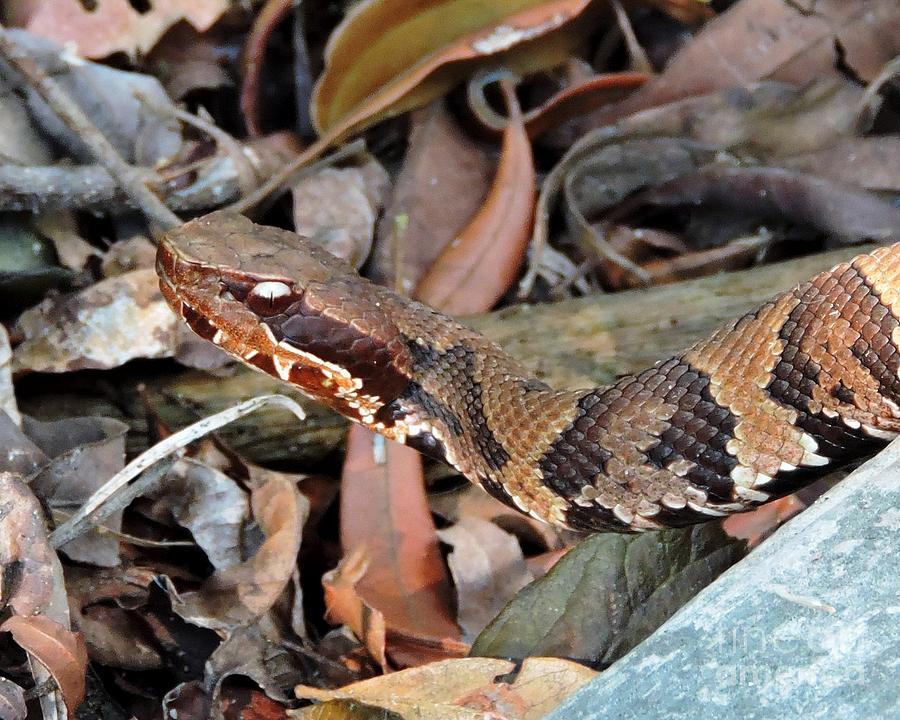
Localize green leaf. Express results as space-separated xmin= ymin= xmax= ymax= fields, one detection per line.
xmin=470 ymin=523 xmax=745 ymax=665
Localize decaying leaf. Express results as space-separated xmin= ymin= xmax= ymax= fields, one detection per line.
xmin=292 ymin=157 xmax=391 ymax=269
xmin=169 ymin=472 xmax=308 ymax=629
xmin=436 ymin=517 xmax=533 ymax=642
xmin=0 ymin=472 xmax=83 ymax=713
xmin=146 ymin=457 xmax=250 ymax=571
xmin=6 ymin=0 xmax=230 ymax=59
xmin=13 ymin=268 xmax=179 ymax=374
xmin=26 ymin=415 xmax=129 ymax=566
xmin=294 ymin=656 xmax=596 ymax=720
xmin=471 ymin=523 xmax=745 ymax=665
xmin=0 ymin=326 xmax=19 ymax=427
xmin=0 ymin=29 xmax=182 ymax=165
xmin=311 ymin=0 xmax=601 ymax=146
xmin=0 ymin=677 xmax=26 ymax=720
xmin=0 ymin=615 xmax=88 ymax=715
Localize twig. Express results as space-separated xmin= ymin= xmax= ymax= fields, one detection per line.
xmin=49 ymin=394 xmax=307 ymax=549
xmin=225 ymin=137 xmax=367 ymax=214
xmin=0 ymin=28 xmax=180 ymax=236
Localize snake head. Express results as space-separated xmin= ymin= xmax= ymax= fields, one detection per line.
xmin=157 ymin=211 xmax=415 ymax=432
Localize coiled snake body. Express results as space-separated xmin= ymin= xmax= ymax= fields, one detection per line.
xmin=158 ymin=212 xmax=900 ymax=532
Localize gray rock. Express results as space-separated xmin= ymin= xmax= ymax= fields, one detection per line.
xmin=549 ymin=440 xmax=900 ymax=720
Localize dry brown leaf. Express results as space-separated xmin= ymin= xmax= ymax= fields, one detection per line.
xmin=322 ymin=547 xmax=389 ymax=671
xmin=295 ymin=656 xmax=596 ymax=720
xmin=371 ymin=101 xmax=494 ymax=290
xmin=722 ymin=494 xmax=807 ymax=547
xmin=292 ymin=158 xmax=391 ymax=269
xmin=414 ymin=80 xmax=535 ymax=313
xmin=311 ymin=0 xmax=599 ymax=147
xmin=588 ymin=0 xmax=898 ymax=128
xmin=13 ymin=268 xmax=179 ymax=374
xmin=339 ymin=426 xmax=460 ymax=659
xmin=0 ymin=615 xmax=88 ymax=715
xmin=436 ymin=517 xmax=533 ymax=641
xmin=170 ymin=472 xmax=308 ymax=629
xmin=429 ymin=482 xmax=565 ymax=552
xmin=0 ymin=472 xmax=61 ymax=618
xmin=6 ymin=0 xmax=230 ymax=59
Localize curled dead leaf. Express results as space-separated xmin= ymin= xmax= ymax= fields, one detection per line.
xmin=169 ymin=472 xmax=309 ymax=629
xmin=0 ymin=615 xmax=88 ymax=715
xmin=415 ymin=77 xmax=535 ymax=313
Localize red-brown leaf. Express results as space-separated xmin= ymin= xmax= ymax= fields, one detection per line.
xmin=414 ymin=81 xmax=535 ymax=313
xmin=0 ymin=615 xmax=88 ymax=715
xmin=339 ymin=426 xmax=460 ymax=660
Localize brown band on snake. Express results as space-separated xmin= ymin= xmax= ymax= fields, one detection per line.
xmin=157 ymin=212 xmax=900 ymax=532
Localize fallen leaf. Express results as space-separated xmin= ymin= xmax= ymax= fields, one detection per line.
xmin=631 ymin=166 xmax=900 ymax=242
xmin=170 ymin=472 xmax=308 ymax=629
xmin=371 ymin=101 xmax=494 ymax=290
xmin=26 ymin=415 xmax=129 ymax=566
xmin=0 ymin=326 xmax=19 ymax=426
xmin=13 ymin=268 xmax=179 ymax=374
xmin=0 ymin=472 xmax=63 ymax=618
xmin=147 ymin=22 xmax=233 ymax=100
xmin=0 ymin=471 xmax=74 ymax=716
xmin=586 ymin=0 xmax=899 ymax=127
xmin=722 ymin=494 xmax=807 ymax=547
xmin=0 ymin=615 xmax=88 ymax=715
xmin=0 ymin=678 xmax=26 ymax=720
xmin=6 ymin=0 xmax=230 ymax=59
xmin=145 ymin=457 xmax=250 ymax=570
xmin=781 ymin=136 xmax=900 ymax=192
xmin=295 ymin=656 xmax=596 ymax=719
xmin=322 ymin=547 xmax=389 ymax=671
xmin=292 ymin=158 xmax=391 ymax=269
xmin=311 ymin=0 xmax=600 ymax=146
xmin=414 ymin=78 xmax=535 ymax=313
xmin=436 ymin=517 xmax=533 ymax=642
xmin=0 ymin=29 xmax=182 ymax=165
xmin=339 ymin=427 xmax=460 ymax=661
xmin=206 ymin=624 xmax=304 ymax=704
xmin=471 ymin=523 xmax=744 ymax=666
xmin=298 ymin=699 xmax=404 ymax=720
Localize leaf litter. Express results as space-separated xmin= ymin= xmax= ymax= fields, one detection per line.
xmin=0 ymin=0 xmax=897 ymax=716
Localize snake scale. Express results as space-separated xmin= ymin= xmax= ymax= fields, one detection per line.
xmin=157 ymin=211 xmax=900 ymax=532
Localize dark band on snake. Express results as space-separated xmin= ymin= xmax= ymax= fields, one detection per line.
xmin=157 ymin=212 xmax=900 ymax=532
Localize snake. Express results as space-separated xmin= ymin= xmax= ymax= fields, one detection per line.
xmin=157 ymin=211 xmax=900 ymax=532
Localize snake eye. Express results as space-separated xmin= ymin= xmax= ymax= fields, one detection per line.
xmin=247 ymin=280 xmax=294 ymax=316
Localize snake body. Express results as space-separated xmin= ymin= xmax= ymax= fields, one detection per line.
xmin=157 ymin=212 xmax=900 ymax=532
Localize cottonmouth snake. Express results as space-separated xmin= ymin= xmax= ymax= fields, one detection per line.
xmin=157 ymin=212 xmax=900 ymax=532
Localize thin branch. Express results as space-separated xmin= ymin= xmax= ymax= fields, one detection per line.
xmin=0 ymin=28 xmax=180 ymax=236
xmin=49 ymin=394 xmax=307 ymax=549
